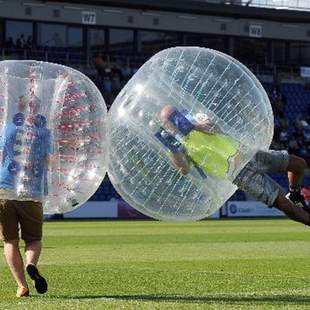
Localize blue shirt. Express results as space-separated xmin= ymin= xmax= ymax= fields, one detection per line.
xmin=0 ymin=113 xmax=52 ymax=199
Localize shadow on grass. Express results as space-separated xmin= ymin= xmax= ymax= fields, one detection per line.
xmin=51 ymin=294 xmax=310 ymax=305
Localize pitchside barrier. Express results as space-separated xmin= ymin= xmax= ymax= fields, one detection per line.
xmin=47 ymin=200 xmax=283 ymax=219
xmin=63 ymin=200 xmax=118 ymax=219
xmin=59 ymin=200 xmax=221 ymax=219
xmin=225 ymin=201 xmax=285 ymax=218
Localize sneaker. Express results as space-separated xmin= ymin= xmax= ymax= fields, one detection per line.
xmin=16 ymin=287 xmax=29 ymax=297
xmin=26 ymin=264 xmax=48 ymax=294
xmin=286 ymin=191 xmax=310 ymax=214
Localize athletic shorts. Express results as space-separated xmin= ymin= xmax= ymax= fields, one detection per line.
xmin=0 ymin=198 xmax=43 ymax=242
xmin=233 ymin=150 xmax=289 ymax=207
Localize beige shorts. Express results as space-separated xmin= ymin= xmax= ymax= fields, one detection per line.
xmin=0 ymin=198 xmax=43 ymax=242
xmin=234 ymin=150 xmax=289 ymax=207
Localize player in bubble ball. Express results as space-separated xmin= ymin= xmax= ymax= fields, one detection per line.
xmin=156 ymin=105 xmax=310 ymax=226
xmin=0 ymin=95 xmax=51 ymax=297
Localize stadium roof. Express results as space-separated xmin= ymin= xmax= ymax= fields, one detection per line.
xmin=243 ymin=0 xmax=310 ymax=11
xmin=49 ymin=0 xmax=310 ymax=23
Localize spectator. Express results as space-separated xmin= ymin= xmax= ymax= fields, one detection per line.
xmin=20 ymin=34 xmax=26 ymax=48
xmin=288 ymin=133 xmax=300 ymax=155
xmin=16 ymin=37 xmax=22 ymax=50
xmin=111 ymin=65 xmax=122 ymax=94
xmin=121 ymin=64 xmax=132 ymax=82
xmin=279 ymin=129 xmax=289 ymax=149
xmin=94 ymin=52 xmax=106 ymax=78
xmin=26 ymin=36 xmax=33 ymax=50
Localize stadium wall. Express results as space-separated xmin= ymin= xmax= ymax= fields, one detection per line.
xmin=0 ymin=0 xmax=310 ymax=42
xmin=62 ymin=200 xmax=221 ymax=219
xmin=60 ymin=200 xmax=283 ymax=219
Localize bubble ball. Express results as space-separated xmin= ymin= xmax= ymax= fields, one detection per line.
xmin=0 ymin=60 xmax=107 ymax=214
xmin=107 ymin=47 xmax=274 ymax=221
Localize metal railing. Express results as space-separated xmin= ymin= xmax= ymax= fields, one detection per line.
xmin=0 ymin=47 xmax=88 ymax=67
xmin=0 ymin=47 xmax=148 ymax=69
xmin=0 ymin=47 xmax=304 ymax=80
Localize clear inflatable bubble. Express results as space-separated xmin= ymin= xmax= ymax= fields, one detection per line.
xmin=108 ymin=47 xmax=274 ymax=221
xmin=0 ymin=60 xmax=107 ymax=214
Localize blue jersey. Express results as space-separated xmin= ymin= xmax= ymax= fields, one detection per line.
xmin=0 ymin=113 xmax=52 ymax=198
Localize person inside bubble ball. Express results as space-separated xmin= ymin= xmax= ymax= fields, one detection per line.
xmin=156 ymin=105 xmax=310 ymax=227
xmin=0 ymin=95 xmax=51 ymax=297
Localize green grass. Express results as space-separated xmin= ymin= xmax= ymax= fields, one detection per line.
xmin=1 ymin=219 xmax=310 ymax=309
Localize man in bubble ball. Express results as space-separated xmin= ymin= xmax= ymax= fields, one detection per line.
xmin=156 ymin=105 xmax=310 ymax=226
xmin=0 ymin=95 xmax=51 ymax=297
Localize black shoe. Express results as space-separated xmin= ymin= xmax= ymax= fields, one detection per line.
xmin=286 ymin=191 xmax=310 ymax=214
xmin=26 ymin=264 xmax=48 ymax=294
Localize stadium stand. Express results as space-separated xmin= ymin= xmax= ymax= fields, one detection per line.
xmin=1 ymin=0 xmax=310 ymax=202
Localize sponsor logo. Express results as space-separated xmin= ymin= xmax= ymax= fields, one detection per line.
xmin=230 ymin=204 xmax=237 ymax=214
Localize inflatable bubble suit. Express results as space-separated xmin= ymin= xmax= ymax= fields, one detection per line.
xmin=0 ymin=60 xmax=107 ymax=214
xmin=108 ymin=47 xmax=274 ymax=221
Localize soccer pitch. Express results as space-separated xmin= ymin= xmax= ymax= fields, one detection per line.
xmin=1 ymin=219 xmax=310 ymax=309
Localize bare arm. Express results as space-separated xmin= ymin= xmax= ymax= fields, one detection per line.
xmin=171 ymin=151 xmax=191 ymax=175
xmin=194 ymin=122 xmax=213 ymax=133
xmin=191 ymin=113 xmax=216 ymax=134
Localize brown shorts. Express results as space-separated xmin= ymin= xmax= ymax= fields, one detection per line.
xmin=0 ymin=200 xmax=43 ymax=242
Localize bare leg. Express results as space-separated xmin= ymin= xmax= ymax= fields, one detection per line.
xmin=4 ymin=240 xmax=28 ymax=289
xmin=274 ymin=194 xmax=310 ymax=225
xmin=25 ymin=240 xmax=41 ymax=267
xmin=24 ymin=240 xmax=48 ymax=294
xmin=287 ymin=155 xmax=307 ymax=189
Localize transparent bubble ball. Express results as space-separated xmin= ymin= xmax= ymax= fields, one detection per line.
xmin=108 ymin=47 xmax=274 ymax=221
xmin=108 ymin=47 xmax=273 ymax=221
xmin=0 ymin=60 xmax=107 ymax=214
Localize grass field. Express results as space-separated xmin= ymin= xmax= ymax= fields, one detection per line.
xmin=1 ymin=219 xmax=310 ymax=309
